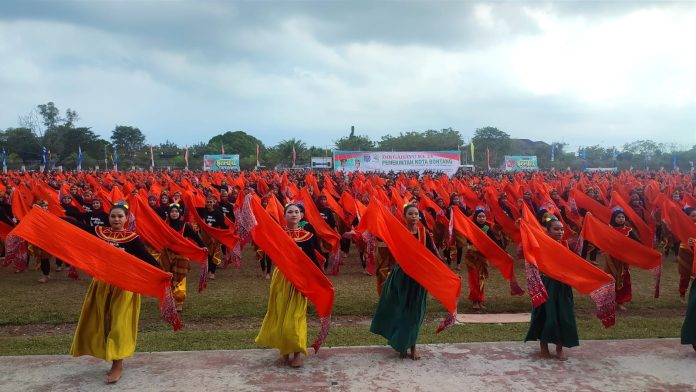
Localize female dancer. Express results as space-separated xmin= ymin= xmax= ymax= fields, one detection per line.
xmin=465 ymin=207 xmax=500 ymax=310
xmin=255 ymin=202 xmax=319 ymax=368
xmin=678 ymin=207 xmax=696 ymax=303
xmin=681 ymin=227 xmax=695 ymax=351
xmin=524 ymin=216 xmax=579 ymax=361
xmin=604 ymin=208 xmax=640 ymax=311
xmin=165 ymin=203 xmax=206 ymax=312
xmin=70 ymin=202 xmax=160 ymax=383
xmin=370 ymin=204 xmax=436 ymax=360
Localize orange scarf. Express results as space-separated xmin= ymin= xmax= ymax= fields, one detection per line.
xmin=241 ymin=195 xmax=334 ymax=352
xmin=520 ymin=220 xmax=615 ymax=327
xmin=356 ymin=200 xmax=461 ymax=332
xmin=569 ymin=188 xmax=611 ymax=223
xmin=127 ymin=194 xmax=209 ymax=291
xmin=609 ymin=191 xmax=654 ymax=247
xmin=580 ymin=213 xmax=662 ymax=297
xmin=6 ymin=208 xmax=181 ymax=330
xmin=297 ymin=188 xmax=342 ymax=274
xmin=664 ymin=201 xmax=696 ymax=274
xmin=451 ymin=208 xmax=523 ymax=295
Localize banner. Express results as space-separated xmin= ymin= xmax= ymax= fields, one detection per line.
xmin=334 ymin=151 xmax=460 ymax=176
xmin=504 ymin=155 xmax=538 ymax=171
xmin=311 ymin=157 xmax=332 ymax=169
xmin=203 ymin=154 xmax=240 ymax=171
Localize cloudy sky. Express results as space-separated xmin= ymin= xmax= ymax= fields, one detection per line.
xmin=1 ymin=0 xmax=694 ymax=151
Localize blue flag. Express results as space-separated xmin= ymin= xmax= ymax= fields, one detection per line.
xmin=113 ymin=146 xmax=118 ymax=166
xmin=78 ymin=146 xmax=83 ymax=165
xmin=673 ymin=152 xmax=677 ymax=170
xmin=42 ymin=146 xmax=47 ymax=165
xmin=2 ymin=148 xmax=6 ymax=168
xmin=550 ymin=143 xmax=556 ymax=162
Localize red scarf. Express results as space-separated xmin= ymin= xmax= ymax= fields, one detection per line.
xmin=240 ymin=195 xmax=334 ymax=353
xmin=356 ymin=200 xmax=461 ymax=332
xmin=127 ymin=194 xmax=209 ymax=292
xmin=5 ymin=208 xmax=181 ymax=330
xmin=580 ymin=213 xmax=662 ymax=297
xmin=520 ymin=220 xmax=615 ymax=327
xmin=451 ymin=208 xmax=523 ymax=295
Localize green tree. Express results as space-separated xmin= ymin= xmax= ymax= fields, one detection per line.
xmin=335 ymin=127 xmax=375 ymax=151
xmin=208 ymin=131 xmax=265 ymax=169
xmin=274 ymin=138 xmax=307 ymax=167
xmin=378 ymin=128 xmax=463 ymax=151
xmin=0 ymin=127 xmax=41 ymax=163
xmin=111 ymin=125 xmax=146 ymax=166
xmin=37 ymin=102 xmax=61 ymax=131
xmin=471 ymin=126 xmax=511 ymax=167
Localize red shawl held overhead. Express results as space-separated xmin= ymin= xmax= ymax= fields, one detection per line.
xmin=520 ymin=220 xmax=616 ymax=327
xmin=356 ymin=200 xmax=461 ymax=332
xmin=6 ymin=208 xmax=181 ymax=330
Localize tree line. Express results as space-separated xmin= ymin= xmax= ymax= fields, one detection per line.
xmin=1 ymin=102 xmax=694 ymax=171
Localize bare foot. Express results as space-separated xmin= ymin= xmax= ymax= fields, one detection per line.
xmin=617 ymin=304 xmax=627 ymax=311
xmin=175 ymin=304 xmax=183 ymax=313
xmin=410 ymin=346 xmax=421 ymax=360
xmin=290 ymin=353 xmax=303 ymax=368
xmin=399 ymin=352 xmax=408 ymax=359
xmin=265 ymin=274 xmax=271 ymax=280
xmin=680 ymin=296 xmax=687 ymax=304
xmin=55 ymin=267 xmax=63 ymax=272
xmin=540 ymin=342 xmax=552 ymax=358
xmin=37 ymin=276 xmax=49 ymax=284
xmin=556 ymin=346 xmax=568 ymax=361
xmin=105 ymin=360 xmax=123 ymax=384
xmin=472 ymin=302 xmax=481 ymax=310
xmin=208 ymin=272 xmax=215 ymax=280
xmin=479 ymin=303 xmax=487 ymax=310
xmin=276 ymin=355 xmax=290 ymax=366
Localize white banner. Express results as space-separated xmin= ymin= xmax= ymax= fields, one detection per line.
xmin=334 ymin=151 xmax=461 ymax=176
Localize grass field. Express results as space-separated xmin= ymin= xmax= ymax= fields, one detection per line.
xmin=0 ymin=247 xmax=689 ymax=356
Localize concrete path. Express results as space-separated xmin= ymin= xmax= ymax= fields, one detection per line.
xmin=1 ymin=339 xmax=695 ymax=392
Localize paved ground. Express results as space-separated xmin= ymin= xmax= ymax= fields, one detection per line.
xmin=1 ymin=339 xmax=695 ymax=392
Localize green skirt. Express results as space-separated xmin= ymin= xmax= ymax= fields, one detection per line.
xmin=370 ymin=265 xmax=427 ymax=354
xmin=681 ymin=278 xmax=696 ymax=346
xmin=524 ymin=275 xmax=579 ymax=348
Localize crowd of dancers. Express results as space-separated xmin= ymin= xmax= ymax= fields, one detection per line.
xmin=1 ymin=168 xmax=694 ymax=383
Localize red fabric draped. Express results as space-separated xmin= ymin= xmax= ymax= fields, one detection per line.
xmin=569 ymin=188 xmax=611 ymax=223
xmin=664 ymin=201 xmax=696 ymax=274
xmin=243 ymin=196 xmax=334 ymax=352
xmin=182 ymin=192 xmax=239 ymax=249
xmin=11 ymin=185 xmax=32 ymax=220
xmin=127 ymin=195 xmax=207 ymax=263
xmin=580 ymin=213 xmax=662 ymax=297
xmin=356 ymin=200 xmax=461 ymax=331
xmin=451 ymin=208 xmax=518 ymax=283
xmin=322 ymin=188 xmax=346 ymax=223
xmin=6 ymin=208 xmax=181 ymax=330
xmin=484 ymin=187 xmax=521 ymax=243
xmin=297 ymin=188 xmax=340 ymax=253
xmin=520 ymin=220 xmax=615 ymax=327
xmin=0 ymin=221 xmax=13 ymax=240
xmin=609 ymin=191 xmax=654 ymax=247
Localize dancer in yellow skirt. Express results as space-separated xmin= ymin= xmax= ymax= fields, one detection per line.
xmin=256 ymin=202 xmax=319 ymax=368
xmin=69 ymin=202 xmax=160 ymax=384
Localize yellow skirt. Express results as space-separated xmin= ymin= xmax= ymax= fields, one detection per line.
xmin=70 ymin=279 xmax=141 ymax=361
xmin=255 ymin=269 xmax=308 ymax=356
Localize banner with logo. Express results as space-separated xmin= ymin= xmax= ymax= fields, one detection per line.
xmin=203 ymin=154 xmax=240 ymax=171
xmin=504 ymin=155 xmax=538 ymax=171
xmin=334 ymin=151 xmax=460 ymax=176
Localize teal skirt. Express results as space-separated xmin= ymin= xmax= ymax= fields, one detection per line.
xmin=524 ymin=275 xmax=579 ymax=348
xmin=681 ymin=278 xmax=696 ymax=346
xmin=370 ymin=265 xmax=427 ymax=354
